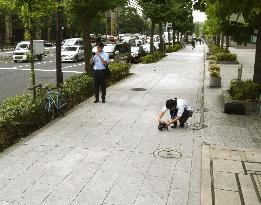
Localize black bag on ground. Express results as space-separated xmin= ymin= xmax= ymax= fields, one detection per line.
xmin=224 ymin=102 xmax=246 ymax=115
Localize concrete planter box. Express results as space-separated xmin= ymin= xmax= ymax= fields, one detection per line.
xmin=216 ymin=60 xmax=239 ymax=64
xmin=222 ymin=90 xmax=258 ymax=114
xmin=209 ymin=76 xmax=221 ymax=88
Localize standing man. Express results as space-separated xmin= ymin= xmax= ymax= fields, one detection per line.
xmin=89 ymin=42 xmax=109 ymax=103
xmin=156 ymin=98 xmax=193 ymax=128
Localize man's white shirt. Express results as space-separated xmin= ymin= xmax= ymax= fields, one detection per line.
xmin=162 ymin=98 xmax=192 ymax=117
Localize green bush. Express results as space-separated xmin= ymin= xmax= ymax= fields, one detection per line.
xmin=166 ymin=43 xmax=183 ymax=53
xmin=0 ymin=90 xmax=46 ymax=138
xmin=209 ymin=60 xmax=216 ymax=65
xmin=141 ymin=51 xmax=165 ymax=64
xmin=208 ymin=43 xmax=229 ymax=54
xmin=209 ymin=64 xmax=220 ymax=77
xmin=229 ymin=80 xmax=261 ymax=101
xmin=215 ymin=52 xmax=237 ymax=61
xmin=108 ymin=62 xmax=131 ymax=82
xmin=208 ymin=55 xmax=217 ymax=61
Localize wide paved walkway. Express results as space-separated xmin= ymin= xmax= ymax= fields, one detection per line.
xmin=0 ymin=44 xmax=260 ymax=205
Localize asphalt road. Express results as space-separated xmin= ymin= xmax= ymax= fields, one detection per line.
xmin=0 ymin=53 xmax=86 ymax=103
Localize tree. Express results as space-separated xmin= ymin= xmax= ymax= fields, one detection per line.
xmin=64 ymin=0 xmax=127 ymax=74
xmin=139 ymin=0 xmax=171 ymax=53
xmin=193 ymin=0 xmax=261 ymax=85
xmin=118 ymin=7 xmax=148 ymax=34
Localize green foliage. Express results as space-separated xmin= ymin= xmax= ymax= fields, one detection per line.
xmin=229 ymin=80 xmax=261 ymax=101
xmin=208 ymin=55 xmax=217 ymax=61
xmin=166 ymin=43 xmax=183 ymax=53
xmin=209 ymin=60 xmax=216 ymax=64
xmin=141 ymin=51 xmax=165 ymax=64
xmin=119 ymin=6 xmax=149 ymax=34
xmin=215 ymin=52 xmax=237 ymax=61
xmin=0 ymin=90 xmax=46 ymax=137
xmin=209 ymin=63 xmax=220 ymax=77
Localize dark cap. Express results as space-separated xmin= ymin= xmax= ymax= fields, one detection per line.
xmin=166 ymin=99 xmax=177 ymax=109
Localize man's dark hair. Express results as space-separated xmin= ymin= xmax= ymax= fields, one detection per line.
xmin=96 ymin=42 xmax=104 ymax=48
xmin=166 ymin=99 xmax=177 ymax=109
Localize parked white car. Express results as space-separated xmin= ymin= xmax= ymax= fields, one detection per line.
xmin=61 ymin=46 xmax=84 ymax=62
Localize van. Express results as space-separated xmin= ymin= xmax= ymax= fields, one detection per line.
xmin=13 ymin=40 xmax=44 ymax=62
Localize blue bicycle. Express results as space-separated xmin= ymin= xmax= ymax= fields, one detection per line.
xmin=45 ymin=86 xmax=66 ymax=119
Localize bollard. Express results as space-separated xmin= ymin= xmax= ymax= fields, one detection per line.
xmin=238 ymin=64 xmax=242 ymax=81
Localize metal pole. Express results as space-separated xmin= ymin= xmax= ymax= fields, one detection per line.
xmin=56 ymin=0 xmax=63 ymax=85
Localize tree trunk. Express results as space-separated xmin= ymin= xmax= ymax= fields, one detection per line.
xmin=4 ymin=14 xmax=12 ymax=44
xmin=83 ymin=18 xmax=92 ymax=74
xmin=159 ymin=22 xmax=164 ymax=53
xmin=253 ymin=16 xmax=261 ymax=85
xmin=225 ymin=35 xmax=229 ymax=51
xmin=172 ymin=29 xmax=176 ymax=45
xmin=221 ymin=32 xmax=224 ymax=49
xmin=150 ymin=20 xmax=155 ymax=54
xmin=216 ymin=33 xmax=220 ymax=47
xmin=110 ymin=9 xmax=117 ymax=36
xmin=56 ymin=0 xmax=63 ymax=85
xmin=47 ymin=16 xmax=51 ymax=42
xmin=28 ymin=6 xmax=36 ymax=100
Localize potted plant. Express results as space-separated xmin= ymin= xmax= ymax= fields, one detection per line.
xmin=209 ymin=64 xmax=221 ymax=87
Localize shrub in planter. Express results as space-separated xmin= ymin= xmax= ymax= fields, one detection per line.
xmin=0 ymin=90 xmax=46 ymax=141
xmin=216 ymin=52 xmax=237 ymax=61
xmin=108 ymin=62 xmax=131 ymax=82
xmin=141 ymin=51 xmax=165 ymax=64
xmin=166 ymin=43 xmax=182 ymax=53
xmin=62 ymin=74 xmax=94 ymax=107
xmin=209 ymin=63 xmax=220 ymax=73
xmin=208 ymin=55 xmax=217 ymax=61
xmin=209 ymin=64 xmax=221 ymax=87
xmin=229 ymin=79 xmax=261 ymax=101
xmin=209 ymin=60 xmax=216 ymax=65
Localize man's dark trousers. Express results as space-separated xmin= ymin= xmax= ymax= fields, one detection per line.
xmin=94 ymin=69 xmax=106 ymax=101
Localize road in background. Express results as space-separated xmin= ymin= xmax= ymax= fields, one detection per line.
xmin=0 ymin=54 xmax=86 ymax=103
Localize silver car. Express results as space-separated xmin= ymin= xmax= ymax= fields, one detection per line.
xmin=61 ymin=46 xmax=84 ymax=62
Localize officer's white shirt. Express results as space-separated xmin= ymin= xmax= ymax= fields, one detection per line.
xmin=93 ymin=50 xmax=109 ymax=70
xmin=162 ymin=98 xmax=192 ymax=117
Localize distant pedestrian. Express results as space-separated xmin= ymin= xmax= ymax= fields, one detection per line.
xmin=156 ymin=98 xmax=193 ymax=128
xmin=191 ymin=39 xmax=195 ymax=49
xmin=89 ymin=42 xmax=109 ymax=103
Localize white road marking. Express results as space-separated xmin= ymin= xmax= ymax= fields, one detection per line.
xmin=49 ymin=61 xmax=53 ymax=63
xmin=0 ymin=67 xmax=82 ymax=74
xmin=43 ymin=62 xmax=47 ymax=64
xmin=63 ymin=70 xmax=83 ymax=74
xmin=37 ymin=63 xmax=41 ymax=65
xmin=19 ymin=66 xmax=23 ymax=68
xmin=73 ymin=65 xmax=77 ymax=67
xmin=0 ymin=67 xmax=17 ymax=70
xmin=69 ymin=66 xmax=73 ymax=68
xmin=25 ymin=65 xmax=29 ymax=67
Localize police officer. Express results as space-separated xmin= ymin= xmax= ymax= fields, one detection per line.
xmin=157 ymin=98 xmax=193 ymax=128
xmin=89 ymin=42 xmax=109 ymax=103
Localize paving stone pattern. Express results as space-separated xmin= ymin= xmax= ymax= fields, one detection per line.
xmin=0 ymin=44 xmax=259 ymax=205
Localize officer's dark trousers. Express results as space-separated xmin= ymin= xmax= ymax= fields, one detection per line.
xmin=170 ymin=109 xmax=190 ymax=126
xmin=94 ymin=69 xmax=106 ymax=100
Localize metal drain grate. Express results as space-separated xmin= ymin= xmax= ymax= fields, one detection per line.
xmin=153 ymin=148 xmax=182 ymax=159
xmin=131 ymin=88 xmax=147 ymax=91
xmin=189 ymin=122 xmax=208 ymax=130
xmin=193 ymin=107 xmax=209 ymax=113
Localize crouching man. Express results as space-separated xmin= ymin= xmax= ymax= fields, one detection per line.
xmin=157 ymin=98 xmax=193 ymax=128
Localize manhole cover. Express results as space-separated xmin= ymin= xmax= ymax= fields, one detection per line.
xmin=153 ymin=148 xmax=182 ymax=159
xmin=193 ymin=107 xmax=209 ymax=113
xmin=131 ymin=88 xmax=147 ymax=91
xmin=189 ymin=122 xmax=208 ymax=130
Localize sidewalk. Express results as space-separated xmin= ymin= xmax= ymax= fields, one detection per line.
xmin=0 ymin=44 xmax=260 ymax=205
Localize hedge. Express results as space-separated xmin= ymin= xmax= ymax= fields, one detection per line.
xmin=0 ymin=62 xmax=131 ymax=151
xmin=141 ymin=51 xmax=166 ymax=64
xmin=229 ymin=80 xmax=261 ymax=101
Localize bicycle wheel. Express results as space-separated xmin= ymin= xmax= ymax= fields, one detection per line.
xmin=45 ymin=101 xmax=56 ymax=121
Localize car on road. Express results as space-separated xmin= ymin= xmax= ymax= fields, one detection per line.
xmin=44 ymin=42 xmax=56 ymax=55
xmin=141 ymin=44 xmax=157 ymax=54
xmin=61 ymin=45 xmax=84 ymax=62
xmin=92 ymin=43 xmax=132 ymax=63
